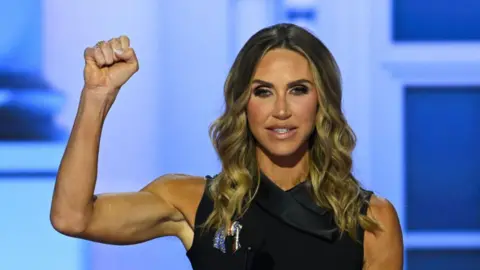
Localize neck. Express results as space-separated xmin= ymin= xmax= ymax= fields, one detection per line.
xmin=256 ymin=143 xmax=310 ymax=190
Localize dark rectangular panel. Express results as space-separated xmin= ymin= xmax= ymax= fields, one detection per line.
xmin=405 ymin=86 xmax=480 ymax=230
xmin=393 ymin=0 xmax=480 ymax=41
xmin=407 ymin=249 xmax=480 ymax=270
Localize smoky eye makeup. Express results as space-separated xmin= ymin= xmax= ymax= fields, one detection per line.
xmin=250 ymin=79 xmax=312 ymax=97
xmin=252 ymin=87 xmax=271 ymax=97
xmin=290 ymin=85 xmax=309 ymax=95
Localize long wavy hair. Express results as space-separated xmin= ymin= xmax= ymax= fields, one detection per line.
xmin=204 ymin=23 xmax=380 ymax=240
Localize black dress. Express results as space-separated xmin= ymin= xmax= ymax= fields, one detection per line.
xmin=186 ymin=172 xmax=372 ymax=270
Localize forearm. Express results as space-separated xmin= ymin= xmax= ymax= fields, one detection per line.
xmin=51 ymin=90 xmax=112 ymax=231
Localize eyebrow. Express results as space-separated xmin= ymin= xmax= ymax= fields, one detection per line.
xmin=251 ymin=79 xmax=313 ymax=88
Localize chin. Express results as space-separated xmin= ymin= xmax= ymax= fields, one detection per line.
xmin=265 ymin=146 xmax=299 ymax=157
xmin=260 ymin=140 xmax=307 ymax=159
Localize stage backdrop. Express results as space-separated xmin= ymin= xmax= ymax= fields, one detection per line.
xmin=0 ymin=0 xmax=479 ymax=269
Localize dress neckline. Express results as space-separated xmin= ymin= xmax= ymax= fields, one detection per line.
xmin=254 ymin=172 xmax=338 ymax=242
xmin=259 ymin=171 xmax=307 ymax=193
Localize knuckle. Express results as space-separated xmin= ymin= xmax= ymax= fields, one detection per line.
xmin=96 ymin=52 xmax=104 ymax=60
xmin=101 ymin=47 xmax=112 ymax=55
xmin=112 ymin=39 xmax=121 ymax=47
xmin=93 ymin=48 xmax=102 ymax=58
xmin=110 ymin=38 xmax=118 ymax=46
xmin=120 ymin=35 xmax=130 ymax=45
xmin=95 ymin=53 xmax=104 ymax=62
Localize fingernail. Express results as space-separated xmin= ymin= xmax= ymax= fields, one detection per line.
xmin=114 ymin=49 xmax=124 ymax=54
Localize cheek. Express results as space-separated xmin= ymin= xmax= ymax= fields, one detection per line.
xmin=305 ymin=92 xmax=319 ymax=124
xmin=292 ymin=98 xmax=318 ymax=125
xmin=246 ymin=100 xmax=270 ymax=127
xmin=307 ymin=101 xmax=318 ymax=123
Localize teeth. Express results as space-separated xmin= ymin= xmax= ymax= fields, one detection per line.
xmin=273 ymin=128 xmax=290 ymax=134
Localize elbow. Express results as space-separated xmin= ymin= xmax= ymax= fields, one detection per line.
xmin=50 ymin=211 xmax=89 ymax=236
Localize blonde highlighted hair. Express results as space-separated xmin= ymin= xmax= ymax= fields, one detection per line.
xmin=203 ymin=23 xmax=380 ymax=240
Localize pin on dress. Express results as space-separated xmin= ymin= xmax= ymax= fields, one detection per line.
xmin=213 ymin=221 xmax=243 ymax=253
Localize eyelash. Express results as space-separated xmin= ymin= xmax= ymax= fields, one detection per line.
xmin=253 ymin=86 xmax=309 ymax=97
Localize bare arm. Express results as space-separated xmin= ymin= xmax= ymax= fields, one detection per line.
xmin=50 ymin=36 xmax=204 ymax=245
xmin=50 ymin=92 xmax=193 ymax=244
xmin=50 ymin=91 xmax=109 ymax=234
xmin=363 ymin=195 xmax=404 ymax=270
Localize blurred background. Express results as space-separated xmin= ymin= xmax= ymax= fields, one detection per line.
xmin=0 ymin=0 xmax=479 ymax=269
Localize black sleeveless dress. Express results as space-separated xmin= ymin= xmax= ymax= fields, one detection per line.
xmin=187 ymin=173 xmax=372 ymax=270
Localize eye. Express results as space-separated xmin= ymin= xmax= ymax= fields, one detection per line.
xmin=253 ymin=88 xmax=272 ymax=98
xmin=290 ymin=85 xmax=309 ymax=95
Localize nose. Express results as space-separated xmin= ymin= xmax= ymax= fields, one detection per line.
xmin=272 ymin=95 xmax=291 ymax=120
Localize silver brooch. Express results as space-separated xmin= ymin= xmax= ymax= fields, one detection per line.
xmin=213 ymin=221 xmax=243 ymax=253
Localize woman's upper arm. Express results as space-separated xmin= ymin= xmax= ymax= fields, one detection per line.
xmin=363 ymin=195 xmax=404 ymax=270
xmin=142 ymin=174 xmax=206 ymax=229
xmin=68 ymin=174 xmax=205 ymax=245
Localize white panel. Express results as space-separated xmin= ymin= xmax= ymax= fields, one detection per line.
xmin=234 ymin=0 xmax=275 ymax=55
xmin=385 ymin=44 xmax=480 ymax=62
xmin=317 ymin=0 xmax=375 ymax=188
xmin=316 ymin=0 xmax=406 ymax=233
xmin=384 ymin=62 xmax=480 ymax=85
xmin=284 ymin=0 xmax=316 ymax=8
xmin=370 ymin=68 xmax=406 ymax=227
xmin=370 ymin=0 xmax=392 ymax=54
xmin=42 ymin=1 xmax=172 ymax=270
xmin=158 ymin=0 xmax=230 ymax=178
xmin=0 ymin=179 xmax=85 ymax=270
xmin=0 ymin=142 xmax=64 ymax=172
xmin=42 ymin=0 xmax=164 ymax=186
xmin=406 ymin=232 xmax=480 ymax=249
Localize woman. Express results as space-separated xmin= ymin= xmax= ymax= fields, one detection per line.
xmin=51 ymin=23 xmax=403 ymax=269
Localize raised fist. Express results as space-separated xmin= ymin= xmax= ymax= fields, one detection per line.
xmin=83 ymin=35 xmax=139 ymax=97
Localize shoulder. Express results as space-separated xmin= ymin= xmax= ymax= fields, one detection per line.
xmin=142 ymin=174 xmax=207 ymax=223
xmin=143 ymin=173 xmax=207 ymax=197
xmin=363 ymin=194 xmax=404 ymax=269
xmin=366 ymin=195 xmax=399 ymax=225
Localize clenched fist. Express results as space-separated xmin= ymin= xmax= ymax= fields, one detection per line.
xmin=83 ymin=35 xmax=139 ymax=98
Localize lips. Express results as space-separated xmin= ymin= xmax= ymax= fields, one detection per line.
xmin=266 ymin=126 xmax=297 ymax=139
xmin=266 ymin=124 xmax=297 ymax=130
xmin=270 ymin=128 xmax=293 ymax=133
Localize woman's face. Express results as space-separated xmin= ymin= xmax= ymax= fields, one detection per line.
xmin=246 ymin=48 xmax=319 ymax=159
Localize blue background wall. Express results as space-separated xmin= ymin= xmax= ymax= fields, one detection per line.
xmin=0 ymin=0 xmax=478 ymax=269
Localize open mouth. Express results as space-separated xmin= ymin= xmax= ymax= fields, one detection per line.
xmin=266 ymin=127 xmax=297 ymax=139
